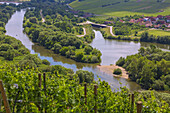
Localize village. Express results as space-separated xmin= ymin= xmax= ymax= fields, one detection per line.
xmin=119 ymin=15 xmax=170 ymax=30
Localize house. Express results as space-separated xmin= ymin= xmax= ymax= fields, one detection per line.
xmin=166 ymin=16 xmax=170 ymax=23
xmin=119 ymin=20 xmax=125 ymax=23
xmin=165 ymin=23 xmax=170 ymax=28
xmin=168 ymin=24 xmax=170 ymax=28
xmin=145 ymin=23 xmax=153 ymax=28
xmin=129 ymin=19 xmax=136 ymax=23
xmin=154 ymin=24 xmax=161 ymax=29
xmin=150 ymin=17 xmax=158 ymax=23
xmin=136 ymin=18 xmax=143 ymax=23
xmin=143 ymin=17 xmax=149 ymax=21
xmin=139 ymin=22 xmax=145 ymax=26
xmin=159 ymin=20 xmax=166 ymax=24
xmin=157 ymin=15 xmax=163 ymax=19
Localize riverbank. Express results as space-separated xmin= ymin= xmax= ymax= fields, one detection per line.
xmin=97 ymin=65 xmax=129 ymax=79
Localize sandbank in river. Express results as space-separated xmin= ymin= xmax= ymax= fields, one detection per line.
xmin=97 ymin=65 xmax=129 ymax=79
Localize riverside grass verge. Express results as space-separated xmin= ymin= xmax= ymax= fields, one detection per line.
xmin=70 ymin=0 xmax=170 ymax=17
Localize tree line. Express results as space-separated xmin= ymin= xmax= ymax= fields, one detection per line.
xmin=141 ymin=31 xmax=170 ymax=45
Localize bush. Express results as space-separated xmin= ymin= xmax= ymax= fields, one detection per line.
xmin=42 ymin=59 xmax=50 ymax=65
xmin=76 ymin=70 xmax=94 ymax=83
xmin=113 ymin=68 xmax=122 ymax=75
xmin=116 ymin=57 xmax=125 ymax=66
xmin=91 ymin=56 xmax=99 ymax=63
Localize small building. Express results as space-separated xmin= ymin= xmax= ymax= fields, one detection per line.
xmin=145 ymin=23 xmax=153 ymax=28
xmin=157 ymin=15 xmax=163 ymax=19
xmin=119 ymin=20 xmax=125 ymax=23
xmin=166 ymin=16 xmax=170 ymax=23
xmin=159 ymin=20 xmax=166 ymax=24
xmin=154 ymin=24 xmax=161 ymax=29
xmin=129 ymin=19 xmax=136 ymax=23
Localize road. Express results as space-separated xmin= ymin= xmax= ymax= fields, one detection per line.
xmin=40 ymin=9 xmax=45 ymax=23
xmin=77 ymin=28 xmax=86 ymax=37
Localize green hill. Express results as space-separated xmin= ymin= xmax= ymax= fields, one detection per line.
xmin=70 ymin=0 xmax=170 ymax=17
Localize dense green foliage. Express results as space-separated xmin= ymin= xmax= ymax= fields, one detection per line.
xmin=113 ymin=22 xmax=145 ymax=36
xmin=116 ymin=45 xmax=170 ymax=91
xmin=22 ymin=2 xmax=101 ymax=63
xmin=0 ymin=63 xmax=169 ymax=112
xmin=113 ymin=68 xmax=122 ymax=75
xmin=0 ymin=4 xmax=16 ymax=34
xmin=0 ymin=34 xmax=169 ymax=112
xmin=76 ymin=70 xmax=94 ymax=83
xmin=0 ymin=35 xmax=30 ymax=60
xmin=140 ymin=32 xmax=170 ymax=45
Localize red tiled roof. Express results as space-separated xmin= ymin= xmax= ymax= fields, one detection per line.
xmin=129 ymin=19 xmax=136 ymax=23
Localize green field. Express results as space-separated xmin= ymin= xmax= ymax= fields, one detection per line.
xmin=70 ymin=0 xmax=170 ymax=17
xmin=146 ymin=29 xmax=170 ymax=36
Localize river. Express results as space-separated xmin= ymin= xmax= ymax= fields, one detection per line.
xmin=5 ymin=9 xmax=170 ymax=92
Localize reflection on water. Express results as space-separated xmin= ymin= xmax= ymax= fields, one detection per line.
xmin=5 ymin=9 xmax=170 ymax=92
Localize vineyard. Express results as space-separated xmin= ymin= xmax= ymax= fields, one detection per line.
xmin=0 ymin=64 xmax=169 ymax=112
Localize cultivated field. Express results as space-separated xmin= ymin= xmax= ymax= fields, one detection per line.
xmin=70 ymin=0 xmax=170 ymax=17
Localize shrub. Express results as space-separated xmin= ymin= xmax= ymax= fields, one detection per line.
xmin=76 ymin=70 xmax=94 ymax=83
xmin=116 ymin=57 xmax=125 ymax=66
xmin=113 ymin=68 xmax=122 ymax=75
xmin=42 ymin=59 xmax=50 ymax=65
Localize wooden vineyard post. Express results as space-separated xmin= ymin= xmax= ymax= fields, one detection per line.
xmin=38 ymin=73 xmax=42 ymax=112
xmin=136 ymin=101 xmax=143 ymax=113
xmin=0 ymin=80 xmax=11 ymax=113
xmin=43 ymin=73 xmax=46 ymax=96
xmin=38 ymin=73 xmax=42 ymax=88
xmin=131 ymin=93 xmax=134 ymax=113
xmin=94 ymin=84 xmax=98 ymax=113
xmin=43 ymin=73 xmax=47 ymax=113
xmin=0 ymin=93 xmax=2 ymax=112
xmin=84 ymin=83 xmax=87 ymax=105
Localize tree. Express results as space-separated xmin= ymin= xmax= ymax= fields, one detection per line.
xmin=75 ymin=52 xmax=84 ymax=62
xmin=52 ymin=43 xmax=62 ymax=54
xmin=76 ymin=70 xmax=94 ymax=83
xmin=91 ymin=56 xmax=99 ymax=63
xmin=60 ymin=46 xmax=69 ymax=56
xmin=5 ymin=49 xmax=15 ymax=60
xmin=29 ymin=17 xmax=38 ymax=24
xmin=113 ymin=68 xmax=122 ymax=75
xmin=84 ymin=45 xmax=92 ymax=55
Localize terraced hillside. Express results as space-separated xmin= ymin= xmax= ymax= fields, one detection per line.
xmin=70 ymin=0 xmax=170 ymax=17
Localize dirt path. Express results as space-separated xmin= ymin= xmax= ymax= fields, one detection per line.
xmin=97 ymin=65 xmax=129 ymax=79
xmin=40 ymin=9 xmax=45 ymax=23
xmin=77 ymin=28 xmax=86 ymax=37
xmin=108 ymin=26 xmax=116 ymax=36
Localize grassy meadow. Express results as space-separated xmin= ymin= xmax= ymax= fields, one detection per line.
xmin=70 ymin=0 xmax=170 ymax=17
xmin=142 ymin=29 xmax=170 ymax=36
